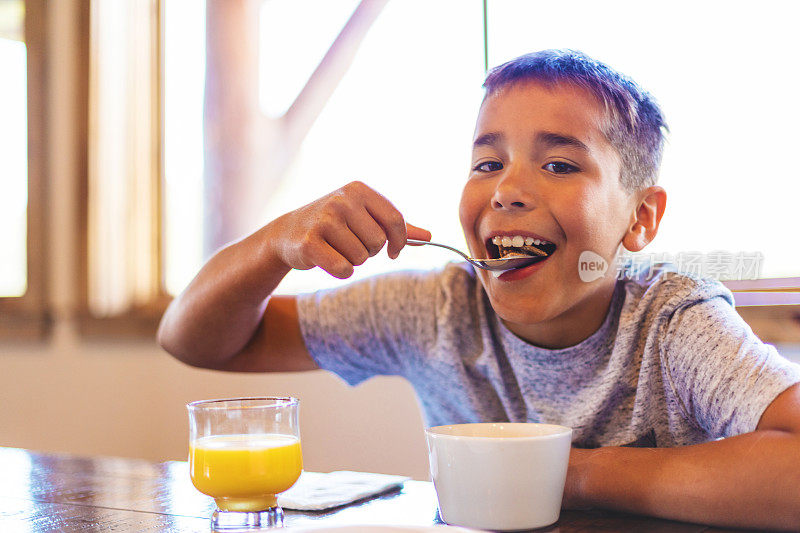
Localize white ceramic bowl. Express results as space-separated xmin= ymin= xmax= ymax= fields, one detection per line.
xmin=426 ymin=423 xmax=572 ymax=531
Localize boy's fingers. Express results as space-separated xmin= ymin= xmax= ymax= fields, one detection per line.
xmin=363 ymin=195 xmax=407 ymax=259
xmin=324 ymin=228 xmax=371 ymax=267
xmin=406 ymin=223 xmax=432 ymax=243
xmin=345 ymin=208 xmax=389 ymax=257
xmin=306 ymin=242 xmax=355 ymax=279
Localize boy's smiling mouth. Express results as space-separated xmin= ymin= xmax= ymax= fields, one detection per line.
xmin=485 ymin=233 xmax=557 ymax=260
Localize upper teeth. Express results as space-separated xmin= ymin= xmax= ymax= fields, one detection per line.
xmin=492 ymin=235 xmax=548 ymax=247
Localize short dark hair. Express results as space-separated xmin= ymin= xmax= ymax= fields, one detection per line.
xmin=483 ymin=49 xmax=668 ymax=191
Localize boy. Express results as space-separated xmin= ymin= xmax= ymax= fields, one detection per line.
xmin=158 ymin=50 xmax=800 ymax=530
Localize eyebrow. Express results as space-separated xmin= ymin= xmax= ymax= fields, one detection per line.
xmin=472 ymin=130 xmax=590 ymax=153
xmin=473 ymin=132 xmax=504 ymax=148
xmin=535 ymin=131 xmax=590 ymax=153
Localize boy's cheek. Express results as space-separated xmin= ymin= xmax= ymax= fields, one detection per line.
xmin=556 ymin=195 xmax=621 ymax=253
xmin=457 ymin=183 xmax=484 ymax=243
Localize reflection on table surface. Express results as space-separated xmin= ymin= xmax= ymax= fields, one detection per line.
xmin=0 ymin=447 xmax=743 ymax=532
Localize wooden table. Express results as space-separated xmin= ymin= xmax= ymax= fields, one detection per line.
xmin=0 ymin=447 xmax=749 ymax=532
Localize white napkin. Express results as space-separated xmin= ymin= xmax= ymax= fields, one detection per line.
xmin=278 ymin=471 xmax=410 ymax=511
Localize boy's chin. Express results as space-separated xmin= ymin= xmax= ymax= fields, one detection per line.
xmin=487 ymin=295 xmax=559 ymax=327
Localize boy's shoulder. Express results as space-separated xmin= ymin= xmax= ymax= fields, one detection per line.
xmin=403 ymin=260 xmax=479 ymax=294
xmin=618 ymin=261 xmax=735 ymax=320
xmin=335 ymin=261 xmax=481 ymax=313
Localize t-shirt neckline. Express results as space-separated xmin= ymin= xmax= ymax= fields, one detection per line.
xmin=494 ymin=280 xmax=625 ymax=367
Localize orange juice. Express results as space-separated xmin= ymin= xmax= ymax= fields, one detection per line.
xmin=190 ymin=434 xmax=302 ymax=512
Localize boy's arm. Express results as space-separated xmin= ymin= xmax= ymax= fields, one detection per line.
xmin=157 ymin=181 xmax=430 ymax=372
xmin=214 ymin=294 xmax=320 ymax=373
xmin=565 ymin=382 xmax=800 ymax=530
xmin=156 ymin=225 xmax=317 ymax=372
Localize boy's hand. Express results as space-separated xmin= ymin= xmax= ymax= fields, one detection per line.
xmin=268 ymin=181 xmax=431 ymax=279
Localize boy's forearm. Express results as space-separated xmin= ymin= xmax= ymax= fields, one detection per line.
xmin=157 ymin=224 xmax=291 ymax=367
xmin=566 ymin=431 xmax=800 ymax=530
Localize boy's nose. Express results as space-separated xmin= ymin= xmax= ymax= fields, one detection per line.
xmin=491 ymin=172 xmax=536 ymax=211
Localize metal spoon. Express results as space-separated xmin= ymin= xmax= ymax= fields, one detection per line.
xmin=406 ymin=239 xmax=546 ymax=271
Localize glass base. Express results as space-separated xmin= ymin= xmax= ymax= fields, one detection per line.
xmin=211 ymin=507 xmax=284 ymax=531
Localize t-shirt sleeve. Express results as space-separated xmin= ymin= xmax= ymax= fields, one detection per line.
xmin=295 ymin=269 xmax=441 ymax=386
xmin=662 ymin=294 xmax=800 ymax=438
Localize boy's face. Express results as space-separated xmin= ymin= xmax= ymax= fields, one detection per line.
xmin=459 ymin=80 xmax=639 ymax=346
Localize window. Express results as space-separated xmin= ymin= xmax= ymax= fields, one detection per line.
xmin=87 ymin=0 xmax=161 ymax=316
xmin=79 ymin=0 xmax=165 ymax=336
xmin=0 ymin=0 xmax=27 ymax=298
xmin=164 ymin=0 xmax=484 ymax=296
xmin=0 ymin=0 xmax=48 ymax=338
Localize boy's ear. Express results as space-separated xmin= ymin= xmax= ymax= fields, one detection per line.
xmin=622 ymin=186 xmax=667 ymax=252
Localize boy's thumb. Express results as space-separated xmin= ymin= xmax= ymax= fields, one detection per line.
xmin=406 ymin=223 xmax=432 ymax=243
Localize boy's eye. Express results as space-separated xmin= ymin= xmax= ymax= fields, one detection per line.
xmin=473 ymin=161 xmax=503 ymax=172
xmin=543 ymin=161 xmax=579 ymax=174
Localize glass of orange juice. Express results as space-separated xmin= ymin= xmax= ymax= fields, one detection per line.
xmin=187 ymin=397 xmax=302 ymax=530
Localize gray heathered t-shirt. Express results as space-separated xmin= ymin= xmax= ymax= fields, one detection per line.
xmin=296 ymin=262 xmax=800 ymax=448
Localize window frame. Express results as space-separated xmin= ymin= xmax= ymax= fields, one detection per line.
xmin=0 ymin=0 xmax=49 ymax=340
xmin=77 ymin=0 xmax=169 ymax=338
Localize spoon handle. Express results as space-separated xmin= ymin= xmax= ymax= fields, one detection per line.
xmin=406 ymin=239 xmax=472 ymax=262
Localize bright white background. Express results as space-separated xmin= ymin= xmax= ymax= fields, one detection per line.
xmin=164 ymin=0 xmax=485 ymax=295
xmin=0 ymin=36 xmax=27 ymax=296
